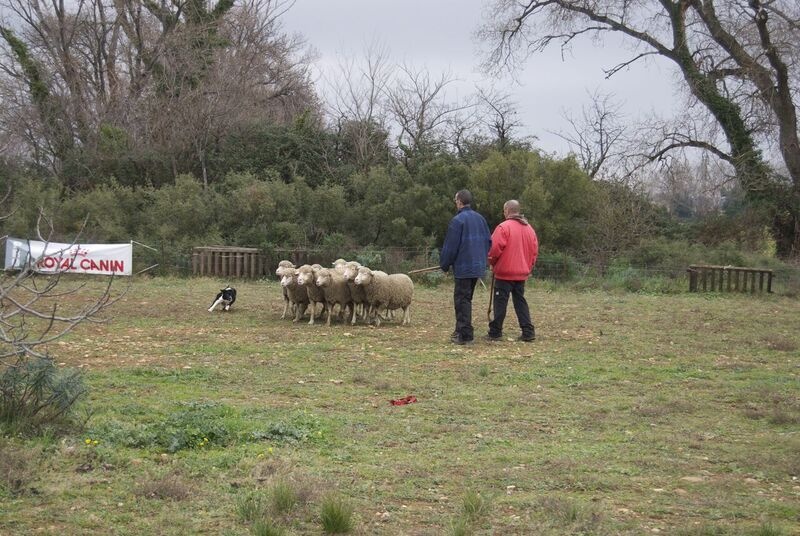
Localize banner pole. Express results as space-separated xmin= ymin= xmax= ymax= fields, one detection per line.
xmin=131 ymin=240 xmax=158 ymax=252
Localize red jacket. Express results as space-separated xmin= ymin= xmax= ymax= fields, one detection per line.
xmin=488 ymin=218 xmax=538 ymax=281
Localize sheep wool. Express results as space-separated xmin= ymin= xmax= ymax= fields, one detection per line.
xmin=296 ymin=264 xmax=326 ymax=325
xmin=354 ymin=267 xmax=414 ymax=326
xmin=315 ymin=268 xmax=354 ymax=326
xmin=280 ymin=267 xmax=310 ymax=322
xmin=276 ymin=260 xmax=295 ymax=319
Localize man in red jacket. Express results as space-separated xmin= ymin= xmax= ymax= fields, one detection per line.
xmin=485 ymin=200 xmax=539 ymax=342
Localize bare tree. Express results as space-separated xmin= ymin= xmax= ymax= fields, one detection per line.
xmin=327 ymin=43 xmax=392 ymax=173
xmin=554 ymin=90 xmax=628 ymax=180
xmin=386 ymin=65 xmax=474 ymax=168
xmin=0 ymin=0 xmax=316 ymax=188
xmin=480 ymin=0 xmax=800 ymax=256
xmin=644 ymin=152 xmax=727 ymax=218
xmin=476 ymin=87 xmax=526 ymax=153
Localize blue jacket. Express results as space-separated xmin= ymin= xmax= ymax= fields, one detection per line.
xmin=440 ymin=206 xmax=492 ymax=278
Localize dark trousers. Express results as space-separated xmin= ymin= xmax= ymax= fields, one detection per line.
xmin=488 ymin=279 xmax=535 ymax=339
xmin=454 ymin=277 xmax=478 ymax=341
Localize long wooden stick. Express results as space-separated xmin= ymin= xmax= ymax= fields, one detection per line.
xmin=407 ymin=265 xmax=441 ymax=275
xmin=487 ymin=274 xmax=495 ymax=321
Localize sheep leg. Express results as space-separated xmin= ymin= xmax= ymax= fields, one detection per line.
xmin=308 ymin=301 xmax=316 ymax=325
xmin=294 ymin=303 xmax=307 ymax=323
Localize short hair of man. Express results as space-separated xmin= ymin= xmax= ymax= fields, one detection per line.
xmin=504 ymin=200 xmax=521 ymax=214
xmin=455 ymin=190 xmax=473 ymax=206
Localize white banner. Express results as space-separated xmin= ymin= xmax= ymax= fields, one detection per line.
xmin=4 ymin=238 xmax=133 ymax=276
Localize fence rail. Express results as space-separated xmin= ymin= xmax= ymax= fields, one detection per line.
xmin=687 ymin=264 xmax=773 ymax=293
xmin=191 ymin=247 xmax=265 ymax=279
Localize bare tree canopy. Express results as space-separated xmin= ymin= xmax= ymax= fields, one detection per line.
xmin=480 ymin=0 xmax=800 ymax=256
xmin=0 ymin=0 xmax=316 ymax=188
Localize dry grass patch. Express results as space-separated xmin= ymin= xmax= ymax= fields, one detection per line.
xmin=762 ymin=336 xmax=798 ymax=352
xmin=0 ymin=441 xmax=41 ymax=496
xmin=135 ymin=473 xmax=191 ymax=500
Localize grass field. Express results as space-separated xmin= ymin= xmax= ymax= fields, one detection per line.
xmin=1 ymin=276 xmax=799 ymax=535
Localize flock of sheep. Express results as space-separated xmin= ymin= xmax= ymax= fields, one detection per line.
xmin=276 ymin=259 xmax=414 ymax=326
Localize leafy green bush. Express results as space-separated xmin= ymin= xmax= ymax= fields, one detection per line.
xmin=251 ymin=411 xmax=323 ymax=444
xmin=0 ymin=356 xmax=87 ymax=435
xmin=92 ymin=402 xmax=232 ymax=452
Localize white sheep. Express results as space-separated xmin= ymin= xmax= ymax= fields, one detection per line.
xmin=296 ymin=264 xmax=327 ymax=325
xmin=353 ymin=267 xmax=413 ymax=326
xmin=341 ymin=261 xmax=368 ymax=324
xmin=332 ymin=258 xmax=349 ymax=275
xmin=315 ymin=268 xmax=354 ymax=326
xmin=280 ymin=267 xmax=310 ymax=322
xmin=276 ymin=260 xmax=295 ymax=319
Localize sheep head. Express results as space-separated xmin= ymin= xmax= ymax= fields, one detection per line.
xmin=354 ymin=267 xmax=373 ymax=286
xmin=315 ymin=268 xmax=333 ymax=288
xmin=276 ymin=260 xmax=294 ymax=277
xmin=280 ymin=267 xmax=297 ymax=287
xmin=296 ymin=265 xmax=315 ymax=286
xmin=342 ymin=261 xmax=361 ymax=281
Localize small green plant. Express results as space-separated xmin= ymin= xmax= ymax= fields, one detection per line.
xmin=320 ymin=494 xmax=354 ymax=534
xmin=477 ymin=364 xmax=489 ymax=378
xmin=251 ymin=411 xmax=322 ymax=444
xmin=461 ymin=490 xmax=491 ymax=522
xmin=270 ymin=479 xmax=298 ymax=515
xmin=251 ymin=518 xmax=286 ymax=536
xmin=236 ymin=491 xmax=270 ymax=523
xmin=449 ymin=515 xmax=472 ymax=536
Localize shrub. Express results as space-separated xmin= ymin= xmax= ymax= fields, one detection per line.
xmin=0 ymin=356 xmax=87 ymax=435
xmin=270 ymin=479 xmax=298 ymax=515
xmin=236 ymin=491 xmax=270 ymax=523
xmin=461 ymin=490 xmax=491 ymax=522
xmin=319 ymin=494 xmax=355 ymax=534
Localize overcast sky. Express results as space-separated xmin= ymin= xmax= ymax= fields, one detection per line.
xmin=282 ymin=0 xmax=681 ymax=155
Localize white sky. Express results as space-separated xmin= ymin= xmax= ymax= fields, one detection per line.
xmin=282 ymin=0 xmax=682 ymax=155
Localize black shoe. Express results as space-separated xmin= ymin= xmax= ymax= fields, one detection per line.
xmin=483 ymin=334 xmax=502 ymax=342
xmin=454 ymin=338 xmax=474 ymax=346
xmin=517 ymin=335 xmax=535 ymax=342
xmin=450 ymin=332 xmax=460 ymax=343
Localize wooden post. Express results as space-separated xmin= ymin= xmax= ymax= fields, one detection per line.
xmin=767 ymin=271 xmax=773 ymax=293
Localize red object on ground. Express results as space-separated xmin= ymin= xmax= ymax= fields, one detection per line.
xmin=389 ymin=395 xmax=417 ymax=406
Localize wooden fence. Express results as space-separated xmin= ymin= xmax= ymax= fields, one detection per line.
xmin=191 ymin=247 xmax=265 ymax=279
xmin=687 ymin=264 xmax=773 ymax=293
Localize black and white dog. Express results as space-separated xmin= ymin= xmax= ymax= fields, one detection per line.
xmin=208 ymin=286 xmax=237 ymax=312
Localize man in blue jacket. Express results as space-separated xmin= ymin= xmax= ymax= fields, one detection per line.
xmin=439 ymin=189 xmax=492 ymax=345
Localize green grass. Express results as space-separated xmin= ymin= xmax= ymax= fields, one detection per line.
xmin=1 ymin=276 xmax=798 ymax=534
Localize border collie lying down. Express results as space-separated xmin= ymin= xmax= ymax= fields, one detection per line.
xmin=208 ymin=286 xmax=237 ymax=312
